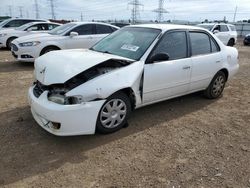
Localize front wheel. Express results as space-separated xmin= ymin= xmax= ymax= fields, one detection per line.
xmin=204 ymin=71 xmax=226 ymax=99
xmin=96 ymin=92 xmax=131 ymax=134
xmin=227 ymin=39 xmax=235 ymax=47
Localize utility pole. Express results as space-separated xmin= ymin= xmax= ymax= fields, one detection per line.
xmin=81 ymin=12 xmax=83 ymax=21
xmin=34 ymin=0 xmax=40 ymax=19
xmin=8 ymin=5 xmax=12 ymax=17
xmin=233 ymin=6 xmax=238 ymax=23
xmin=153 ymin=0 xmax=168 ymax=22
xmin=48 ymin=0 xmax=56 ymax=20
xmin=18 ymin=6 xmax=24 ymax=18
xmin=128 ymin=0 xmax=143 ymax=24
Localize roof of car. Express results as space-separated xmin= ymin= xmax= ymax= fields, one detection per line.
xmin=128 ymin=24 xmax=208 ymax=32
xmin=27 ymin=21 xmax=61 ymax=25
xmin=70 ymin=22 xmax=119 ymax=28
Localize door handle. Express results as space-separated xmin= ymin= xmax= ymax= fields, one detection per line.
xmin=216 ymin=60 xmax=221 ymax=63
xmin=183 ymin=65 xmax=191 ymax=70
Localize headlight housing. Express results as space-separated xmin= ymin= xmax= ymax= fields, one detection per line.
xmin=0 ymin=33 xmax=7 ymax=37
xmin=19 ymin=41 xmax=41 ymax=47
xmin=48 ymin=94 xmax=84 ymax=105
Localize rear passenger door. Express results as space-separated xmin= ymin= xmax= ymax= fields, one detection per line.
xmin=214 ymin=25 xmax=230 ymax=45
xmin=189 ymin=31 xmax=222 ymax=91
xmin=65 ymin=24 xmax=96 ymax=49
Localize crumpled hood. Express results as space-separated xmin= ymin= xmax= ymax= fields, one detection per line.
xmin=15 ymin=33 xmax=61 ymax=43
xmin=34 ymin=49 xmax=134 ymax=85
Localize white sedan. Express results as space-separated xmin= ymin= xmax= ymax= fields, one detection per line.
xmin=11 ymin=22 xmax=119 ymax=62
xmin=0 ymin=22 xmax=60 ymax=49
xmin=28 ymin=24 xmax=239 ymax=136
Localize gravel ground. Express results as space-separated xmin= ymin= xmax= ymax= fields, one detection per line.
xmin=0 ymin=43 xmax=249 ymax=188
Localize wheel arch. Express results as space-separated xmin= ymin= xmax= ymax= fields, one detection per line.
xmin=109 ymin=88 xmax=137 ymax=110
xmin=6 ymin=36 xmax=18 ymax=46
xmin=40 ymin=45 xmax=61 ymax=56
xmin=219 ymin=68 xmax=229 ymax=81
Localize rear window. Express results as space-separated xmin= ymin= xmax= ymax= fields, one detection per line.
xmin=220 ymin=25 xmax=229 ymax=32
xmin=229 ymin=25 xmax=236 ymax=31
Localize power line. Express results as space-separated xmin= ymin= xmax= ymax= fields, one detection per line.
xmin=48 ymin=0 xmax=56 ymax=20
xmin=153 ymin=0 xmax=168 ymax=22
xmin=34 ymin=0 xmax=40 ymax=19
xmin=128 ymin=0 xmax=143 ymax=24
xmin=18 ymin=6 xmax=24 ymax=18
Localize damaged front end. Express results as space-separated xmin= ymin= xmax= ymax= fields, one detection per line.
xmin=33 ymin=59 xmax=133 ymax=105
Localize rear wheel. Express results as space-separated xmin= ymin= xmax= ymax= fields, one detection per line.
xmin=204 ymin=71 xmax=226 ymax=99
xmin=6 ymin=37 xmax=17 ymax=50
xmin=227 ymin=38 xmax=235 ymax=46
xmin=96 ymin=92 xmax=131 ymax=134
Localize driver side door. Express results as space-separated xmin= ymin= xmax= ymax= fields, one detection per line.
xmin=143 ymin=30 xmax=192 ymax=104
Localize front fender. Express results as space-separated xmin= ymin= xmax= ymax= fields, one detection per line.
xmin=66 ymin=61 xmax=144 ymax=103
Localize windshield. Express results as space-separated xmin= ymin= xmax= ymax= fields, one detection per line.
xmin=15 ymin=22 xmax=34 ymax=31
xmin=0 ymin=19 xmax=11 ymax=27
xmin=91 ymin=27 xmax=161 ymax=60
xmin=48 ymin=23 xmax=76 ymax=35
xmin=197 ymin=24 xmax=214 ymax=31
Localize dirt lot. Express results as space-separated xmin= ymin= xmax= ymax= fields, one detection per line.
xmin=0 ymin=43 xmax=249 ymax=188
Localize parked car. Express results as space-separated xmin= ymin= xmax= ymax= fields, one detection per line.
xmin=197 ymin=23 xmax=237 ymax=46
xmin=0 ymin=18 xmax=48 ymax=30
xmin=28 ymin=24 xmax=239 ymax=136
xmin=243 ymin=34 xmax=250 ymax=45
xmin=11 ymin=22 xmax=119 ymax=62
xmin=0 ymin=22 xmax=60 ymax=49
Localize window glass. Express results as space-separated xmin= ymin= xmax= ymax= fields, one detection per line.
xmin=229 ymin=25 xmax=236 ymax=31
xmin=151 ymin=31 xmax=187 ymax=60
xmin=96 ymin=24 xmax=113 ymax=34
xmin=190 ymin=32 xmax=211 ymax=56
xmin=92 ymin=27 xmax=161 ymax=60
xmin=211 ymin=38 xmax=219 ymax=52
xmin=48 ymin=24 xmax=59 ymax=30
xmin=69 ymin=24 xmax=94 ymax=35
xmin=220 ymin=25 xmax=229 ymax=32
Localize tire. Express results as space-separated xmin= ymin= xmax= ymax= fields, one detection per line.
xmin=96 ymin=92 xmax=132 ymax=134
xmin=204 ymin=71 xmax=226 ymax=99
xmin=6 ymin=37 xmax=17 ymax=50
xmin=40 ymin=46 xmax=60 ymax=56
xmin=227 ymin=39 xmax=235 ymax=47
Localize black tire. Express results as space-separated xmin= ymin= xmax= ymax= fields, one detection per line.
xmin=40 ymin=46 xmax=60 ymax=56
xmin=204 ymin=71 xmax=226 ymax=99
xmin=96 ymin=92 xmax=131 ymax=134
xmin=227 ymin=39 xmax=235 ymax=47
xmin=6 ymin=37 xmax=17 ymax=50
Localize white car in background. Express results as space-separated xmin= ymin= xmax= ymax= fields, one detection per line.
xmin=11 ymin=22 xmax=119 ymax=62
xmin=197 ymin=23 xmax=237 ymax=46
xmin=0 ymin=18 xmax=48 ymax=30
xmin=0 ymin=22 xmax=60 ymax=49
xmin=28 ymin=24 xmax=239 ymax=136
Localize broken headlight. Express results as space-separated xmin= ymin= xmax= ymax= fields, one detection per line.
xmin=48 ymin=94 xmax=84 ymax=105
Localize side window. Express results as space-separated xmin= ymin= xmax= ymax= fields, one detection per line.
xmin=69 ymin=24 xmax=94 ymax=35
xmin=111 ymin=27 xmax=118 ymax=32
xmin=220 ymin=25 xmax=229 ymax=32
xmin=151 ymin=31 xmax=188 ymax=61
xmin=96 ymin=24 xmax=113 ymax=34
xmin=48 ymin=24 xmax=58 ymax=30
xmin=3 ymin=20 xmax=16 ymax=28
xmin=39 ymin=24 xmax=49 ymax=30
xmin=26 ymin=24 xmax=40 ymax=31
xmin=213 ymin=25 xmax=220 ymax=32
xmin=190 ymin=32 xmax=211 ymax=56
xmin=211 ymin=38 xmax=220 ymax=53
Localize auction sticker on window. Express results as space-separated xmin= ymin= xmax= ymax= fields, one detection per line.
xmin=121 ymin=44 xmax=140 ymax=52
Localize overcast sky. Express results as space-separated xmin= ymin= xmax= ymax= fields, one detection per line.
xmin=0 ymin=0 xmax=250 ymax=22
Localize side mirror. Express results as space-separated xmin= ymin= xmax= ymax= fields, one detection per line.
xmin=213 ymin=30 xmax=219 ymax=34
xmin=148 ymin=53 xmax=170 ymax=63
xmin=70 ymin=32 xmax=78 ymax=37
